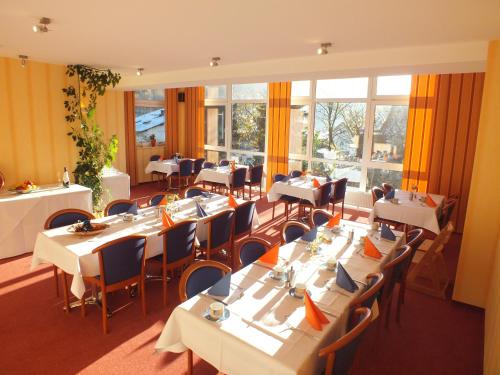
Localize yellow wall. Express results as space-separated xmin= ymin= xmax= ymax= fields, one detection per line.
xmin=451 ymin=41 xmax=500 ymax=374
xmin=0 ymin=57 xmax=125 ymax=188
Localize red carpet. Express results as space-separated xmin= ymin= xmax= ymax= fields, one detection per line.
xmin=0 ymin=182 xmax=483 ymax=374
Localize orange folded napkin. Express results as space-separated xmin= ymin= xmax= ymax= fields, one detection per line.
xmin=159 ymin=195 xmax=168 ymax=206
xmin=304 ymin=292 xmax=329 ymax=330
xmin=364 ymin=237 xmax=382 ymax=259
xmin=162 ymin=210 xmax=174 ymax=228
xmin=301 ymin=171 xmax=307 ymax=176
xmin=228 ymin=194 xmax=238 ymax=208
xmin=425 ymin=194 xmax=437 ymax=207
xmin=258 ymin=244 xmax=280 ymax=265
xmin=312 ymin=178 xmax=321 ymax=188
xmin=326 ymin=213 xmax=341 ymax=228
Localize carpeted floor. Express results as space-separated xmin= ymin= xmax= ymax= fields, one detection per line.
xmin=0 ymin=182 xmax=484 ymax=374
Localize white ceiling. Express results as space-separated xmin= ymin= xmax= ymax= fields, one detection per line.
xmin=1 ymin=0 xmax=499 ymax=78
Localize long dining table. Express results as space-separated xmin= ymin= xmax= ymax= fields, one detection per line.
xmin=155 ymin=221 xmax=404 ymax=375
xmin=31 ymin=193 xmax=259 ymax=299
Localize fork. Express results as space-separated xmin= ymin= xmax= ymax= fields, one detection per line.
xmin=281 ymin=321 xmax=320 ymax=341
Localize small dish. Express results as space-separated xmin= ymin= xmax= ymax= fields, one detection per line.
xmin=203 ymin=308 xmax=230 ymax=322
xmin=289 ymin=288 xmax=311 ymax=299
xmin=267 ymin=271 xmax=286 ymax=281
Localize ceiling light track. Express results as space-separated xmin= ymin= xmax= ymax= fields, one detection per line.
xmin=317 ymin=42 xmax=332 ymax=55
xmin=33 ymin=17 xmax=51 ymax=33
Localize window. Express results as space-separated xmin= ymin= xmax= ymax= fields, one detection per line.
xmin=289 ymin=105 xmax=309 ymax=156
xmin=371 ymin=105 xmax=408 ymax=163
xmin=376 ymin=75 xmax=412 ymax=96
xmin=316 ymin=77 xmax=368 ymax=99
xmin=232 ymin=83 xmax=267 ymax=100
xmin=231 ymin=103 xmax=266 ymax=152
xmin=135 ymin=89 xmax=165 ymax=145
xmin=205 ymin=106 xmax=225 ymax=147
xmin=205 ymin=85 xmax=227 ymax=100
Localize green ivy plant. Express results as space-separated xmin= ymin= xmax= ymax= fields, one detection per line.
xmin=62 ymin=65 xmax=121 ymax=211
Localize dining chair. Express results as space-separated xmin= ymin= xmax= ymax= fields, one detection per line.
xmin=149 ymin=193 xmax=167 ymax=206
xmin=152 ymin=220 xmax=197 ymax=305
xmin=238 ymin=237 xmax=272 ymax=268
xmin=281 ymin=221 xmax=310 ymax=244
xmin=330 ymin=178 xmax=348 ymax=217
xmin=371 ymin=186 xmax=384 ymax=205
xmin=219 ymin=159 xmax=230 ymax=167
xmin=438 ymin=196 xmax=458 ymax=229
xmin=104 ymin=199 xmax=135 ymax=216
xmin=245 ymin=164 xmax=263 ymax=199
xmin=81 ymin=235 xmax=147 ymax=334
xmin=381 ymin=182 xmax=394 ymax=195
xmin=289 ymin=170 xmax=302 ymax=178
xmin=228 ymin=167 xmax=247 ymax=198
xmin=200 ymin=161 xmax=216 ymax=190
xmin=318 ymin=307 xmax=372 ymax=375
xmin=348 ymin=273 xmax=384 ymax=326
xmin=299 ymin=181 xmax=333 ymax=219
xmin=179 ymin=260 xmax=232 ymax=375
xmin=310 ymin=208 xmax=333 ymax=228
xmin=381 ymin=245 xmax=412 ymax=327
xmin=44 ymin=209 xmax=95 ymax=308
xmin=170 ymin=159 xmax=193 ymax=190
xmin=370 ymin=186 xmax=402 ymax=229
xmin=198 ymin=209 xmax=235 ymax=265
xmin=272 ymin=173 xmax=299 ymax=220
xmin=233 ymin=201 xmax=256 ymax=240
xmin=192 ymin=158 xmax=205 ymax=182
xmin=149 ymin=154 xmax=164 ymax=183
xmin=0 ymin=171 xmax=5 ymax=190
xmin=184 ymin=186 xmax=210 ymax=198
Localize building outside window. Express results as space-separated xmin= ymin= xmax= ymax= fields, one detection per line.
xmin=134 ymin=89 xmax=165 ymax=145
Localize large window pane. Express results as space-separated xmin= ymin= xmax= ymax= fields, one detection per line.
xmin=376 ymin=75 xmax=411 ymax=96
xmin=231 ymin=103 xmax=266 ymax=152
xmin=313 ymin=102 xmax=366 ymax=162
xmin=289 ymin=159 xmax=308 ymax=174
xmin=232 ymin=83 xmax=267 ymax=100
xmin=205 ymin=85 xmax=227 ymax=100
xmin=371 ymin=105 xmax=408 ymax=163
xmin=289 ymin=105 xmax=309 ymax=155
xmin=134 ymin=89 xmax=164 ymax=101
xmin=366 ymin=168 xmax=402 ymax=192
xmin=292 ymin=81 xmax=311 ymax=97
xmin=230 ymin=152 xmax=264 ymax=167
xmin=205 ymin=106 xmax=225 ymax=147
xmin=316 ymin=78 xmax=368 ymax=99
xmin=204 ymin=150 xmax=227 ymax=164
xmin=311 ymin=161 xmax=361 ymax=188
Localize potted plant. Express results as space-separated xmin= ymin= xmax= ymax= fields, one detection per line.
xmin=150 ymin=134 xmax=157 ymax=147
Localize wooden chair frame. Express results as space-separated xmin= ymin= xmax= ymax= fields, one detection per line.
xmin=81 ymin=235 xmax=147 ymax=334
xmin=348 ymin=272 xmax=384 ymax=310
xmin=245 ymin=165 xmax=263 ymax=200
xmin=299 ymin=181 xmax=333 ymax=220
xmin=104 ymin=199 xmax=135 ymax=216
xmin=280 ymin=221 xmax=310 ymax=245
xmin=183 ymin=186 xmax=210 ymax=199
xmin=233 ymin=200 xmax=256 ymax=241
xmin=309 ymin=208 xmax=333 ymax=228
xmin=371 ymin=186 xmax=384 ymax=206
xmin=226 ymin=167 xmax=247 ymax=199
xmin=199 ymin=209 xmax=235 ymax=267
xmin=330 ymin=178 xmax=348 ymax=218
xmin=44 ymin=209 xmax=95 ymax=311
xmin=237 ymin=236 xmax=272 ymax=269
xmin=318 ymin=307 xmax=372 ymax=375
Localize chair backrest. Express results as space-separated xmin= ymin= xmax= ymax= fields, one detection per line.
xmin=426 ymin=222 xmax=454 ymax=255
xmin=311 ymin=209 xmax=333 ymax=227
xmin=406 ymin=228 xmax=425 ymax=261
xmin=179 ymin=260 xmax=231 ymax=301
xmin=289 ymin=170 xmax=302 ymax=178
xmin=349 ymin=273 xmax=384 ymax=311
xmin=149 ymin=193 xmax=166 ymax=206
xmin=439 ymin=197 xmax=458 ymax=229
xmin=171 ymin=154 xmax=183 ymax=159
xmin=371 ymin=186 xmax=384 ymax=205
xmin=203 ymin=161 xmax=216 ymax=169
xmin=382 ymin=245 xmax=412 ymax=296
xmin=193 ymin=158 xmax=205 ymax=174
xmin=158 ymin=220 xmax=197 ymax=265
xmin=273 ymin=173 xmax=287 ymax=183
xmin=231 ymin=167 xmax=247 ymax=188
xmin=179 ymin=159 xmax=193 ymax=177
xmin=234 ymin=201 xmax=256 ymax=237
xmin=381 ymin=182 xmax=394 ymax=194
xmin=207 ymin=209 xmax=235 ymax=249
xmin=239 ymin=237 xmax=271 ymax=267
xmin=249 ymin=165 xmax=264 ymax=184
xmin=93 ymin=235 xmax=147 ymax=286
xmin=105 ymin=199 xmax=135 ymax=216
xmin=331 ymin=178 xmax=348 ymax=202
xmin=318 ymin=181 xmax=334 ymax=207
xmin=44 ymin=209 xmax=95 ymax=229
xmin=281 ymin=221 xmax=310 ymax=244
xmin=184 ymin=186 xmax=210 ymax=198
xmin=150 ymin=154 xmax=161 ymax=161
xmin=319 ymin=307 xmax=372 ymax=375
xmin=219 ymin=159 xmax=230 ymax=167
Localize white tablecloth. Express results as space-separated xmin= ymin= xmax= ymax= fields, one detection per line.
xmin=155 ymin=221 xmax=403 ymax=375
xmin=368 ymin=190 xmax=445 ymax=234
xmin=267 ymin=176 xmax=329 ymax=206
xmin=194 ymin=165 xmax=250 ymax=188
xmin=102 ymin=167 xmax=130 ymax=205
xmin=0 ymin=184 xmax=92 ymax=259
xmin=145 ymin=159 xmax=179 ymax=176
xmin=31 ymin=194 xmax=259 ymax=298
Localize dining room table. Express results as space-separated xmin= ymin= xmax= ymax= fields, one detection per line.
xmin=31 ymin=193 xmax=259 ymax=299
xmin=101 ymin=166 xmax=130 ymax=205
xmin=368 ymin=189 xmax=445 ymax=234
xmin=194 ymin=165 xmax=250 ymax=188
xmin=155 ymin=220 xmax=404 ymax=375
xmin=144 ymin=159 xmax=179 ymax=177
xmin=267 ymin=175 xmax=331 ymax=206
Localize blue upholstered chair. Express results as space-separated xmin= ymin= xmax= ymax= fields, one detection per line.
xmin=149 ymin=193 xmax=166 ymax=206
xmin=289 ymin=170 xmax=302 ymax=178
xmin=192 ymin=158 xmax=205 ymax=177
xmin=170 ymin=159 xmax=193 ymax=189
xmin=81 ymin=235 xmax=147 ymax=334
xmin=202 ymin=161 xmax=216 ymax=169
xmin=381 ymin=182 xmax=394 ymax=195
xmin=330 ymin=178 xmax=348 ymax=217
xmin=238 ymin=237 xmax=271 ymax=268
xmin=234 ymin=201 xmax=256 ymax=240
xmin=219 ymin=159 xmax=230 ymax=167
xmin=348 ymin=272 xmax=384 ymax=328
xmin=281 ymin=221 xmax=310 ymax=244
xmin=272 ymin=173 xmax=300 ymax=220
xmin=318 ymin=307 xmax=372 ymax=375
xmin=299 ymin=181 xmax=333 ymax=219
xmin=245 ymin=164 xmax=264 ymax=199
xmin=229 ymin=167 xmax=247 ymax=198
xmin=311 ymin=208 xmax=334 ymax=228
xmin=105 ymin=199 xmax=135 ymax=216
xmin=149 ymin=154 xmax=165 ymax=183
xmin=198 ymin=209 xmax=235 ymax=265
xmin=184 ymin=186 xmax=210 ymax=199
xmin=44 ymin=209 xmax=95 ymax=307
xmin=371 ymin=186 xmax=384 ymax=205
xmin=152 ymin=220 xmax=197 ymax=305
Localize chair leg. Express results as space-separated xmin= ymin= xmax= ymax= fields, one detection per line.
xmin=101 ymin=289 xmax=109 ymax=334
xmin=249 ymin=185 xmax=252 ymax=200
xmin=341 ymin=201 xmax=344 ymax=218
xmin=259 ymin=185 xmax=262 ymax=199
xmin=62 ymin=271 xmax=70 ymax=314
xmin=141 ymin=279 xmax=147 ymax=316
xmin=80 ymin=293 xmax=86 ymax=318
xmin=53 ymin=265 xmax=59 ymax=297
xmin=285 ymin=203 xmax=289 ymax=220
xmin=187 ymin=349 xmax=193 ymax=375
xmin=163 ymin=264 xmax=168 ymax=306
xmin=272 ymin=203 xmax=275 ymax=219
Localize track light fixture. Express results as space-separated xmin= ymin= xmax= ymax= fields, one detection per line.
xmin=136 ymin=68 xmax=144 ymax=76
xmin=19 ymin=55 xmax=28 ymax=68
xmin=317 ymin=42 xmax=332 ymax=55
xmin=210 ymin=57 xmax=221 ymax=67
xmin=33 ymin=17 xmax=51 ymax=33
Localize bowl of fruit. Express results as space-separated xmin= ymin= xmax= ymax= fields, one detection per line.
xmin=67 ymin=220 xmax=110 ymax=236
xmin=15 ymin=180 xmax=38 ymax=194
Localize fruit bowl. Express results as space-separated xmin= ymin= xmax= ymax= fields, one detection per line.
xmin=67 ymin=221 xmax=110 ymax=236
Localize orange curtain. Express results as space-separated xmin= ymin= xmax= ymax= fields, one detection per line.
xmin=266 ymin=82 xmax=291 ymax=191
xmin=402 ymin=73 xmax=485 ymax=232
xmin=124 ymin=91 xmax=137 ymax=186
xmin=185 ymin=87 xmax=205 ymax=158
xmin=165 ymin=88 xmax=179 ymax=157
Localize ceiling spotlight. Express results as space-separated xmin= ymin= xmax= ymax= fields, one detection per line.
xmin=136 ymin=68 xmax=144 ymax=76
xmin=19 ymin=55 xmax=28 ymax=68
xmin=317 ymin=42 xmax=332 ymax=55
xmin=33 ymin=17 xmax=51 ymax=33
xmin=210 ymin=57 xmax=221 ymax=67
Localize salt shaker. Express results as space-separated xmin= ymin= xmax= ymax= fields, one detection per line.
xmin=348 ymin=230 xmax=354 ymax=243
xmin=286 ymin=266 xmax=295 ymax=288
